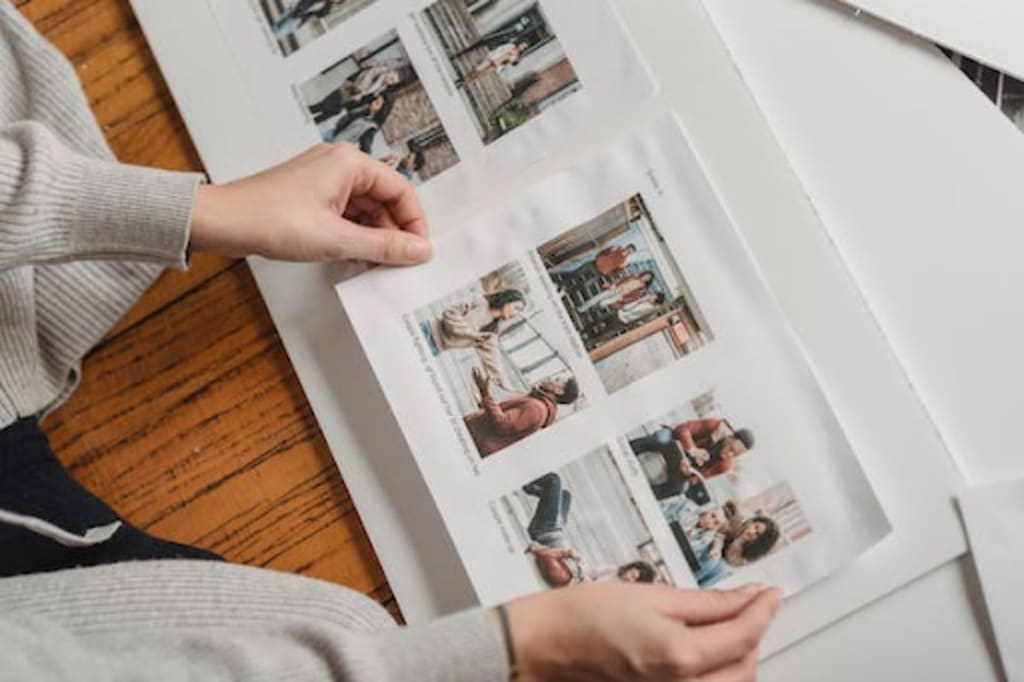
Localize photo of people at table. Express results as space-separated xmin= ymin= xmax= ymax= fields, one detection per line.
xmin=260 ymin=0 xmax=380 ymax=56
xmin=538 ymin=194 xmax=712 ymax=393
xmin=414 ymin=262 xmax=584 ymax=459
xmin=295 ymin=30 xmax=458 ymax=185
xmin=500 ymin=447 xmax=672 ymax=589
xmin=627 ymin=391 xmax=812 ymax=588
xmin=421 ymin=0 xmax=581 ymax=145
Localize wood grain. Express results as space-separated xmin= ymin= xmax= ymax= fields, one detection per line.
xmin=17 ymin=0 xmax=397 ymax=619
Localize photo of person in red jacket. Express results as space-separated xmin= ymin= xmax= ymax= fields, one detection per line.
xmin=464 ymin=368 xmax=579 ymax=458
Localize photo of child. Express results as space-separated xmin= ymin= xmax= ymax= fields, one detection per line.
xmin=538 ymin=194 xmax=712 ymax=393
xmin=414 ymin=262 xmax=584 ymax=459
xmin=296 ymin=30 xmax=459 ymax=186
xmin=260 ymin=0 xmax=380 ymax=56
xmin=626 ymin=390 xmax=812 ymax=589
xmin=421 ymin=0 xmax=582 ymax=145
xmin=500 ymin=447 xmax=672 ymax=589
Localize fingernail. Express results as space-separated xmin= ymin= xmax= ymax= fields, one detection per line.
xmin=405 ymin=238 xmax=434 ymax=262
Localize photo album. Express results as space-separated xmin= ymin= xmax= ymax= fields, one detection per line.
xmin=130 ymin=0 xmax=971 ymax=658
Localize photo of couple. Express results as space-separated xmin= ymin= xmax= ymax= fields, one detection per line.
xmin=260 ymin=0 xmax=379 ymax=56
xmin=414 ymin=262 xmax=583 ymax=459
xmin=500 ymin=447 xmax=671 ymax=589
xmin=627 ymin=391 xmax=812 ymax=588
xmin=296 ymin=30 xmax=459 ymax=186
xmin=421 ymin=0 xmax=581 ymax=144
xmin=538 ymin=194 xmax=712 ymax=394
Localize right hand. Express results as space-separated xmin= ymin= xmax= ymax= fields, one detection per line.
xmin=506 ymin=583 xmax=782 ymax=681
xmin=190 ymin=143 xmax=432 ymax=265
xmin=688 ymin=448 xmax=711 ymax=466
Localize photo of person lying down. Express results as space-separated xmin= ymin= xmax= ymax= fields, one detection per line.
xmin=500 ymin=447 xmax=672 ymax=589
xmin=414 ymin=262 xmax=584 ymax=459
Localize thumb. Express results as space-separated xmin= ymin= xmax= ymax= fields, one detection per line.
xmin=335 ymin=218 xmax=434 ymax=265
xmin=663 ymin=584 xmax=770 ymax=626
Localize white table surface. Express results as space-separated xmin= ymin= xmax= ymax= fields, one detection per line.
xmin=706 ymin=0 xmax=1022 ymax=679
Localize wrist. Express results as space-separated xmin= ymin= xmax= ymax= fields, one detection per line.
xmin=190 ymin=183 xmax=245 ymax=256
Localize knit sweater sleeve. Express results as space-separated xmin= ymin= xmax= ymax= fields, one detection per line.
xmin=0 ymin=120 xmax=202 ymax=271
xmin=0 ymin=560 xmax=510 ymax=682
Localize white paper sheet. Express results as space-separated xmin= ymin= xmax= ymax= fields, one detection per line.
xmin=197 ymin=0 xmax=654 ymax=220
xmin=961 ymin=479 xmax=1024 ymax=682
xmin=339 ymin=113 xmax=890 ymax=603
xmin=839 ymin=0 xmax=1024 ymax=81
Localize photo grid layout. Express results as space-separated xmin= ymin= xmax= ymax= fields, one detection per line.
xmin=498 ymin=446 xmax=673 ymax=590
xmin=295 ymin=30 xmax=459 ymax=185
xmin=260 ymin=0 xmax=380 ymax=56
xmin=414 ymin=261 xmax=585 ymax=460
xmin=626 ymin=389 xmax=812 ymax=588
xmin=538 ymin=194 xmax=712 ymax=394
xmin=421 ymin=0 xmax=582 ymax=144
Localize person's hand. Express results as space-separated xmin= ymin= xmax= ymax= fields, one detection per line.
xmin=688 ymin=448 xmax=711 ymax=466
xmin=506 ymin=583 xmax=782 ymax=682
xmin=189 ymin=143 xmax=432 ymax=265
xmin=472 ymin=367 xmax=492 ymax=398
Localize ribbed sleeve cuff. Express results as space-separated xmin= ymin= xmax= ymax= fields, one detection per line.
xmin=351 ymin=608 xmax=510 ymax=682
xmin=66 ymin=156 xmax=201 ymax=270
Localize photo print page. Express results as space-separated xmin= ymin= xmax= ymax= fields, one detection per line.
xmin=202 ymin=0 xmax=654 ymax=216
xmin=339 ymin=113 xmax=891 ymax=605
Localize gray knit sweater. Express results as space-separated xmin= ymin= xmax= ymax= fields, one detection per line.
xmin=0 ymin=4 xmax=507 ymax=680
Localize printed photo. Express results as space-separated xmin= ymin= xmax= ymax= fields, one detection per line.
xmin=261 ymin=0 xmax=380 ymax=57
xmin=421 ymin=0 xmax=582 ymax=144
xmin=944 ymin=50 xmax=1024 ymax=132
xmin=296 ymin=30 xmax=459 ymax=185
xmin=500 ymin=447 xmax=673 ymax=589
xmin=627 ymin=390 xmax=811 ymax=588
xmin=538 ymin=194 xmax=712 ymax=393
xmin=414 ymin=262 xmax=584 ymax=459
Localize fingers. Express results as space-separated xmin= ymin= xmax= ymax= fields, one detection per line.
xmin=662 ymin=584 xmax=769 ymax=626
xmin=335 ymin=217 xmax=433 ymax=265
xmin=686 ymin=588 xmax=781 ymax=674
xmin=346 ymin=150 xmax=429 ymax=239
xmin=699 ymin=649 xmax=760 ymax=682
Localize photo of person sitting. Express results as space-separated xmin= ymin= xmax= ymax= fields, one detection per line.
xmin=420 ymin=289 xmax=526 ymax=392
xmin=272 ymin=0 xmax=348 ymax=40
xmin=551 ymin=243 xmax=638 ymax=278
xmin=577 ymin=271 xmax=655 ymax=313
xmin=521 ymin=473 xmax=658 ymax=588
xmin=630 ymin=417 xmax=755 ymax=493
xmin=463 ymin=368 xmax=579 ymax=457
xmin=693 ymin=515 xmax=780 ymax=588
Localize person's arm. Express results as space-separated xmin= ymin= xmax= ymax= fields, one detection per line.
xmin=480 ymin=394 xmax=531 ymax=436
xmin=440 ymin=301 xmax=491 ymax=344
xmin=1 ymin=126 xmax=434 ymax=271
xmin=0 ymin=121 xmax=200 ymax=270
xmin=0 ymin=553 xmax=780 ymax=682
xmin=673 ymin=418 xmax=722 ymax=452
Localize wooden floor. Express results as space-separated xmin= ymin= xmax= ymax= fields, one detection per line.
xmin=15 ymin=0 xmax=396 ymax=619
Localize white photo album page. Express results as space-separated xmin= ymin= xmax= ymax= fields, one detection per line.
xmin=340 ymin=114 xmax=891 ymax=604
xmin=203 ymin=0 xmax=653 ymax=216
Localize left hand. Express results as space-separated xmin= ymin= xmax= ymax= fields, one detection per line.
xmin=189 ymin=143 xmax=433 ymax=265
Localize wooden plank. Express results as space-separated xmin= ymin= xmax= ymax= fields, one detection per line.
xmin=44 ymin=262 xmax=390 ymax=599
